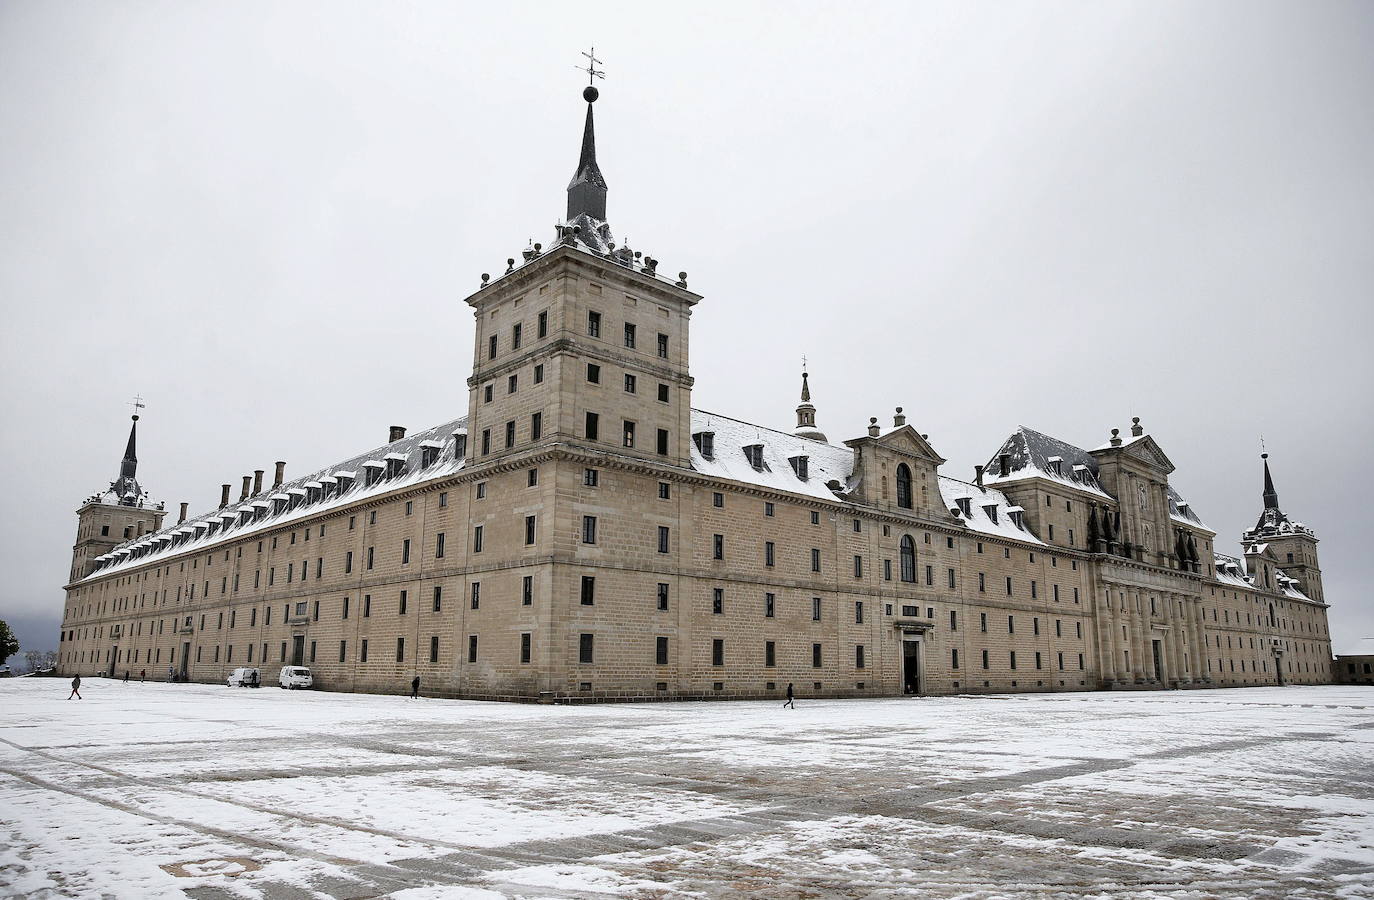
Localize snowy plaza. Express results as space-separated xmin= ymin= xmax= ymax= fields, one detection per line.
xmin=2 ymin=681 xmax=1372 ymax=899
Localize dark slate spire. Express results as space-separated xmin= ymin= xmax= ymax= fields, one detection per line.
xmin=1261 ymin=452 xmax=1278 ymax=511
xmin=794 ymin=369 xmax=827 ymax=442
xmin=120 ymin=415 xmax=138 ymax=481
xmin=567 ymin=85 xmax=608 ymax=222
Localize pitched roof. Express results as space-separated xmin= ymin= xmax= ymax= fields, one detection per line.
xmin=983 ymin=425 xmax=1111 ymax=499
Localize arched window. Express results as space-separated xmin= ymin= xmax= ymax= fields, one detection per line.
xmin=900 ymin=535 xmax=916 ymax=583
xmin=896 ymin=464 xmax=913 ymax=509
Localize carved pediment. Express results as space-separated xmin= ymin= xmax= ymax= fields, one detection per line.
xmin=1092 ymin=434 xmax=1175 ymax=474
xmin=846 ymin=425 xmax=947 ymax=466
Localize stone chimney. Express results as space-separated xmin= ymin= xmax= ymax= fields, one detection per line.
xmin=240 ymin=475 xmax=252 ymax=501
xmin=998 ymin=454 xmax=1010 ymax=478
xmin=178 ymin=501 xmax=188 ymax=524
xmin=867 ymin=417 xmax=880 ymax=438
xmin=220 ymin=484 xmax=231 ymax=508
xmin=1130 ymin=416 xmax=1143 ymax=438
xmin=253 ymin=469 xmax=264 ymax=495
xmin=274 ymin=461 xmax=286 ymax=488
xmin=893 ymin=407 xmax=906 ymax=427
xmin=975 ymin=465 xmax=985 ymax=489
xmin=389 ymin=425 xmax=407 ymax=442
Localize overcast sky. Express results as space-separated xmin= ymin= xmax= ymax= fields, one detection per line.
xmin=2 ymin=1 xmax=1371 ymax=657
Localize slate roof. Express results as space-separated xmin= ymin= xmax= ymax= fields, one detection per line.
xmin=983 ymin=425 xmax=1111 ymax=498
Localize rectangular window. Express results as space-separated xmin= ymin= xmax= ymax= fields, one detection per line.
xmin=856 ymin=645 xmax=866 ymax=669
xmin=925 ymin=565 xmax=933 ymax=586
xmin=855 ymin=601 xmax=864 ymax=624
xmin=468 ymin=634 xmax=477 ymax=663
xmin=812 ymin=597 xmax=822 ymax=621
xmin=361 ymin=639 xmax=368 ymax=662
xmin=484 ymin=384 xmax=493 ymax=403
xmin=433 ymin=586 xmax=442 ymax=612
xmin=884 ymin=559 xmax=892 ymax=581
xmin=512 ymin=322 xmax=522 ymax=349
xmin=481 ymin=429 xmax=491 ymax=455
xmin=981 ymin=649 xmax=989 ymax=669
xmin=584 ymin=467 xmax=599 ymax=486
xmin=339 ymin=640 xmax=347 ymax=663
xmin=505 ymin=420 xmax=515 ymax=449
xmin=398 ymin=591 xmax=407 ymax=615
xmin=488 ymin=333 xmax=497 ymax=359
xmin=764 ymin=592 xmax=775 ymax=618
xmin=580 ymin=576 xmax=595 ymax=605
xmin=533 ymin=363 xmax=544 ymax=383
xmin=520 ymin=633 xmax=531 ymax=663
xmin=537 ymin=310 xmax=547 ymax=338
xmin=586 ymin=363 xmax=601 ymax=384
xmin=948 ymin=568 xmax=956 ymax=589
xmin=624 ymin=322 xmax=636 ymax=348
xmin=765 ymin=640 xmax=776 ymax=667
xmin=426 ymin=636 xmax=440 ymax=664
xmin=622 ymin=420 xmax=635 ymax=448
xmin=582 ymin=516 xmax=597 ymax=544
xmin=1008 ymin=615 xmax=1015 ymax=633
xmin=585 ymin=412 xmax=599 ymax=441
xmin=476 ymin=482 xmax=487 ymax=499
xmin=712 ymin=588 xmax=724 ymax=614
xmin=657 ymin=582 xmax=669 ymax=610
xmin=950 ymin=610 xmax=957 ymax=631
xmin=658 ymin=526 xmax=670 ymax=554
xmin=1033 ymin=616 xmax=1040 ymax=635
xmin=473 ymin=526 xmax=483 ymax=553
xmin=656 ymin=636 xmax=668 ymax=665
xmin=470 ymin=582 xmax=480 ymax=610
xmin=508 ymin=373 xmax=518 ymax=394
xmin=522 ymin=515 xmax=536 ymax=545
xmin=980 ymin=612 xmax=987 ymax=632
xmin=765 ymin=541 xmax=775 ymax=567
xmin=712 ymin=639 xmax=724 ymax=667
xmin=713 ymin=492 xmax=724 ymax=508
xmin=1010 ymin=650 xmax=1017 ymax=670
xmin=854 ymin=555 xmax=863 ymax=578
xmin=713 ymin=534 xmax=724 ymax=560
xmin=811 ymin=548 xmax=821 ymax=572
xmin=435 ymin=533 xmax=445 ymax=559
xmin=624 ymin=373 xmax=636 ymax=393
xmin=587 ymin=310 xmax=601 ymax=337
xmin=579 ymin=634 xmax=594 ymax=664
xmin=656 ymin=428 xmax=669 ymax=455
xmin=812 ymin=643 xmax=822 ymax=668
xmin=658 ymin=383 xmax=669 ymax=403
xmin=396 ymin=637 xmax=405 ymax=662
xmin=530 ymin=412 xmax=542 ymax=441
xmin=657 ymin=332 xmax=668 ymax=358
xmin=402 ymin=539 xmax=411 ymax=565
xmin=522 ymin=575 xmax=533 ymax=606
xmin=658 ymin=481 xmax=670 ymax=499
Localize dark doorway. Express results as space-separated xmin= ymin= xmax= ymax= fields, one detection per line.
xmin=902 ymin=641 xmax=921 ymax=695
xmin=108 ymin=646 xmax=118 ymax=678
xmin=179 ymin=642 xmax=190 ymax=680
xmin=1276 ymin=656 xmax=1286 ymax=685
xmin=291 ymin=635 xmax=305 ymax=667
xmin=1151 ymin=639 xmax=1164 ymax=683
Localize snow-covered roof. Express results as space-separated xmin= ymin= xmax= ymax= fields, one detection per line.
xmin=80 ymin=417 xmax=468 ymax=583
xmin=983 ymin=426 xmax=1112 ymax=499
xmin=687 ymin=410 xmax=1040 ymax=544
xmin=1167 ymin=484 xmax=1209 ymax=531
xmin=1336 ymin=637 xmax=1374 ymax=658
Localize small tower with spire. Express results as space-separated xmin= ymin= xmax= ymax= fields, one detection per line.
xmin=68 ymin=407 xmax=166 ymax=583
xmin=794 ymin=367 xmax=827 ymax=442
xmin=1242 ymin=452 xmax=1323 ymax=603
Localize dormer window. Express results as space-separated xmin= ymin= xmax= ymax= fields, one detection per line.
xmin=982 ymin=503 xmax=997 ymax=524
xmin=452 ymin=432 xmax=468 ymax=459
xmin=385 ymin=453 xmax=407 ymax=479
xmin=789 ymin=455 xmax=809 ymax=480
xmin=1047 ymin=456 xmax=1063 ymax=476
xmin=306 ymin=483 xmax=322 ymax=504
xmin=954 ymin=497 xmax=972 ymax=517
xmin=693 ymin=431 xmax=715 ymax=460
xmin=420 ymin=440 xmax=442 ymax=468
xmin=1008 ymin=508 xmax=1025 ymax=529
xmin=363 ymin=461 xmax=385 ymax=486
xmin=742 ymin=444 xmax=767 ymax=471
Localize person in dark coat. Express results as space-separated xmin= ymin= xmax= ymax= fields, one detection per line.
xmin=67 ymin=674 xmax=82 ymax=700
xmin=123 ymin=670 xmax=129 ymax=683
xmin=250 ymin=670 xmax=259 ymax=688
xmin=782 ymin=682 xmax=795 ymax=709
xmin=410 ymin=675 xmax=420 ymax=699
xmin=139 ymin=669 xmax=145 ymax=683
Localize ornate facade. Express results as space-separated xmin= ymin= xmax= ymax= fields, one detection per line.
xmin=57 ymin=85 xmax=1334 ymax=699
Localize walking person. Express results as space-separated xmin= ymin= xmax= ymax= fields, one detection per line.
xmin=123 ymin=670 xmax=129 ymax=683
xmin=782 ymin=682 xmax=795 ymax=709
xmin=140 ymin=669 xmax=145 ymax=683
xmin=67 ymin=674 xmax=82 ymax=700
xmin=410 ymin=675 xmax=420 ymax=699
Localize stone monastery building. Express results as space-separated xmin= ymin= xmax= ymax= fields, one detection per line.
xmin=59 ymin=84 xmax=1334 ymax=700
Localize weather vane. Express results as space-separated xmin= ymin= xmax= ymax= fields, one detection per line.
xmin=129 ymin=394 xmax=146 ymax=417
xmin=576 ymin=46 xmax=605 ymax=85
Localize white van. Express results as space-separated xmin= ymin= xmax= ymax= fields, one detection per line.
xmin=278 ymin=666 xmax=313 ymax=689
xmin=227 ymin=667 xmax=260 ymax=688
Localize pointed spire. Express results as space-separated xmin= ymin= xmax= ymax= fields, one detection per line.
xmin=794 ymin=367 xmax=827 ymax=442
xmin=567 ymin=85 xmax=608 ymax=221
xmin=120 ymin=414 xmax=138 ymax=481
xmin=1261 ymin=452 xmax=1278 ymax=510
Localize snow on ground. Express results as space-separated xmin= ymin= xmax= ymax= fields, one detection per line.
xmin=1 ymin=681 xmax=1371 ymax=899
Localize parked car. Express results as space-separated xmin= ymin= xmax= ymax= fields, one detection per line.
xmin=278 ymin=666 xmax=313 ymax=689
xmin=227 ymin=667 xmax=260 ymax=688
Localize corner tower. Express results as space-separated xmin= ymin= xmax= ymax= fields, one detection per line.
xmin=1243 ymin=453 xmax=1323 ymax=602
xmin=69 ymin=413 xmax=167 ymax=583
xmin=463 ymin=78 xmax=701 ymax=469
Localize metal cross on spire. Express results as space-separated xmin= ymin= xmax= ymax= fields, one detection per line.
xmin=576 ymin=46 xmax=605 ymax=84
xmin=129 ymin=394 xmax=146 ymax=416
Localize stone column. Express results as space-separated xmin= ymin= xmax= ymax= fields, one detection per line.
xmin=1131 ymin=590 xmax=1147 ymax=683
xmin=1094 ymin=590 xmax=1115 ymax=687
